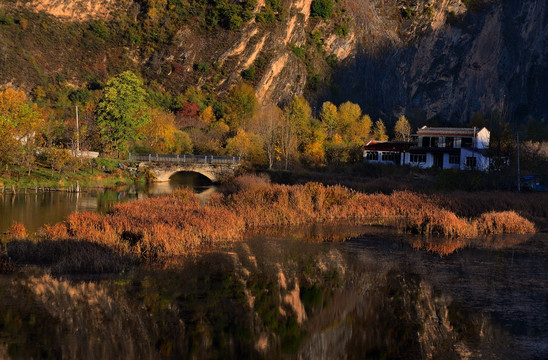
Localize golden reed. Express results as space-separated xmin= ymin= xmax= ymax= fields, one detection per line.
xmin=7 ymin=176 xmax=536 ymax=260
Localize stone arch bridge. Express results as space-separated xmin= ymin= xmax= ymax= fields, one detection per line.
xmin=130 ymin=154 xmax=242 ymax=182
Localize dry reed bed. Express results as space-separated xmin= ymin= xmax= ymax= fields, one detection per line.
xmin=6 ymin=179 xmax=537 ymax=263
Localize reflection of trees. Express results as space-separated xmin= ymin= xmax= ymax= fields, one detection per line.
xmin=0 ymin=233 xmax=530 ymax=359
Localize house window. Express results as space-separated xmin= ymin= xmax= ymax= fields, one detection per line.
xmin=381 ymin=152 xmax=398 ymax=162
xmin=366 ymin=151 xmax=379 ymax=161
xmin=449 ymin=154 xmax=460 ymax=164
xmin=410 ymin=154 xmax=426 ymax=163
xmin=461 ymin=137 xmax=473 ymax=148
xmin=445 ymin=137 xmax=454 ymax=148
xmin=431 ymin=137 xmax=439 ymax=147
xmin=422 ymin=137 xmax=430 ymax=147
xmin=465 ymin=156 xmax=477 ymax=168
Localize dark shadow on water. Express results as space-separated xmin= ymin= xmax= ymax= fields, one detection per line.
xmin=6 ymin=239 xmax=138 ymax=275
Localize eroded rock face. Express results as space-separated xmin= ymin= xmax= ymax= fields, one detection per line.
xmin=22 ymin=0 xmax=130 ymax=21
xmin=333 ymin=0 xmax=547 ymax=124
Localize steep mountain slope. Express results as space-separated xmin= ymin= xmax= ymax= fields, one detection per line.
xmin=332 ymin=0 xmax=547 ymax=125
xmin=0 ymin=0 xmax=546 ymax=126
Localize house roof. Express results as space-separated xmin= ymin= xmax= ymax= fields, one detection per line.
xmin=416 ymin=126 xmax=486 ymax=137
xmin=363 ymin=141 xmax=415 ymax=151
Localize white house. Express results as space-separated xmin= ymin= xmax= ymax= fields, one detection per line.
xmin=403 ymin=126 xmax=491 ymax=171
xmin=363 ymin=126 xmax=492 ymax=171
xmin=363 ymin=141 xmax=415 ymax=165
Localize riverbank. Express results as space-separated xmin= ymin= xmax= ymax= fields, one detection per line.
xmin=0 ymin=158 xmax=144 ymax=192
xmin=1 ymin=175 xmax=538 ymax=275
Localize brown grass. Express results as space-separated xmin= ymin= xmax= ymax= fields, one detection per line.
xmin=8 ymin=221 xmax=27 ymax=240
xmin=432 ymin=191 xmax=548 ymax=228
xmin=6 ymin=176 xmax=539 ymax=265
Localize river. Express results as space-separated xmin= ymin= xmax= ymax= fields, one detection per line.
xmin=0 ymin=175 xmax=546 ymax=359
xmin=0 ymin=172 xmax=216 ymax=233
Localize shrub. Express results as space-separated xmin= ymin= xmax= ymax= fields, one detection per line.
xmin=241 ymin=66 xmax=256 ymax=81
xmin=326 ymin=54 xmax=338 ymax=68
xmin=256 ymin=9 xmax=276 ymax=23
xmin=89 ymin=20 xmax=110 ymax=40
xmin=194 ymin=62 xmax=209 ymax=74
xmin=311 ymin=0 xmax=334 ymax=19
xmin=291 ymin=44 xmax=306 ymax=59
xmin=0 ymin=10 xmax=15 ymax=25
xmin=334 ymin=24 xmax=348 ymax=37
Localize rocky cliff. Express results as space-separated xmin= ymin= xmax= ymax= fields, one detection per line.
xmin=332 ymin=0 xmax=547 ymax=125
xmin=1 ymin=0 xmax=546 ymax=125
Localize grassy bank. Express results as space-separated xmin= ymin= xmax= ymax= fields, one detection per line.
xmin=2 ymin=175 xmax=537 ymax=273
xmin=0 ymin=158 xmax=144 ymax=191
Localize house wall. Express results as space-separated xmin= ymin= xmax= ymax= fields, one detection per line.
xmin=460 ymin=148 xmax=490 ymax=171
xmin=403 ymin=153 xmax=430 ymax=169
xmin=442 ymin=153 xmax=460 ymax=169
xmin=476 ymin=128 xmax=490 ymax=149
xmin=363 ymin=151 xmax=400 ymax=165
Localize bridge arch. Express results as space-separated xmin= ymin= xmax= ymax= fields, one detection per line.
xmin=168 ymin=170 xmax=215 ymax=184
xmin=132 ymin=154 xmax=241 ymax=183
xmin=157 ymin=168 xmax=219 ymax=182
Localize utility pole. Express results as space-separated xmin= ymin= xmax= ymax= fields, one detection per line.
xmin=75 ymin=105 xmax=80 ymax=153
xmin=517 ymin=132 xmax=520 ymax=192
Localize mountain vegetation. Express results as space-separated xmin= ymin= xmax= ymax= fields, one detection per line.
xmin=0 ymin=0 xmax=546 ymax=178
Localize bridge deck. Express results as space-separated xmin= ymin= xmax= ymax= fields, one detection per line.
xmin=129 ymin=153 xmax=241 ymax=165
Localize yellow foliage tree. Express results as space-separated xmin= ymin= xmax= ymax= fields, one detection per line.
xmin=137 ymin=108 xmax=192 ymax=154
xmin=337 ymin=101 xmax=362 ymax=138
xmin=200 ymin=106 xmax=216 ymax=125
xmin=226 ymin=129 xmax=266 ymax=166
xmin=319 ymin=101 xmax=338 ymax=138
xmin=0 ymin=88 xmax=44 ymax=176
xmin=394 ymin=115 xmax=412 ymax=141
xmin=373 ymin=119 xmax=389 ymax=141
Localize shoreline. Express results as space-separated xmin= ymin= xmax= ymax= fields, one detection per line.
xmin=1 ymin=175 xmax=541 ymax=275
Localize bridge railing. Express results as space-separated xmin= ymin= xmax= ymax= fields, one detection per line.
xmin=129 ymin=153 xmax=242 ymax=165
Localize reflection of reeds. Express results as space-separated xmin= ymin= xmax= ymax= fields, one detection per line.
xmin=7 ymin=177 xmax=539 ymax=264
xmin=410 ymin=237 xmax=469 ymax=256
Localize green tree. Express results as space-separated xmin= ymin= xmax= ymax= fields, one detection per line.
xmin=373 ymin=119 xmax=388 ymax=141
xmin=96 ymin=71 xmax=149 ymax=157
xmin=394 ymin=115 xmax=411 ymax=141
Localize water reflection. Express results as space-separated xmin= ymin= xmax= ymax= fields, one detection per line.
xmin=1 ymin=229 xmax=546 ymax=359
xmin=0 ymin=172 xmax=215 ymax=233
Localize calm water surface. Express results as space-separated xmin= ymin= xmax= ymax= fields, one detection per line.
xmin=0 ymin=226 xmax=546 ymax=359
xmin=0 ymin=174 xmax=546 ymax=358
xmin=0 ymin=172 xmax=215 ymax=233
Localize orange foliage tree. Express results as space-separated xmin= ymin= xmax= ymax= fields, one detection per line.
xmin=0 ymin=88 xmax=44 ymax=176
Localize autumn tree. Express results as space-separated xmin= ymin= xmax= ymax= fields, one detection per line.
xmin=319 ymin=101 xmax=338 ymax=138
xmin=302 ymin=120 xmax=326 ymax=166
xmin=136 ymin=108 xmax=193 ymax=154
xmin=96 ymin=71 xmax=149 ymax=157
xmin=373 ymin=119 xmax=389 ymax=141
xmin=281 ymin=96 xmax=313 ymax=168
xmin=199 ymin=106 xmax=216 ymax=125
xmin=250 ymin=103 xmax=283 ymax=169
xmin=224 ymin=83 xmax=258 ymax=131
xmin=226 ymin=129 xmax=266 ymax=166
xmin=348 ymin=114 xmax=372 ymax=145
xmin=337 ymin=101 xmax=362 ymax=138
xmin=0 ymin=88 xmax=44 ymax=178
xmin=394 ymin=115 xmax=411 ymax=141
